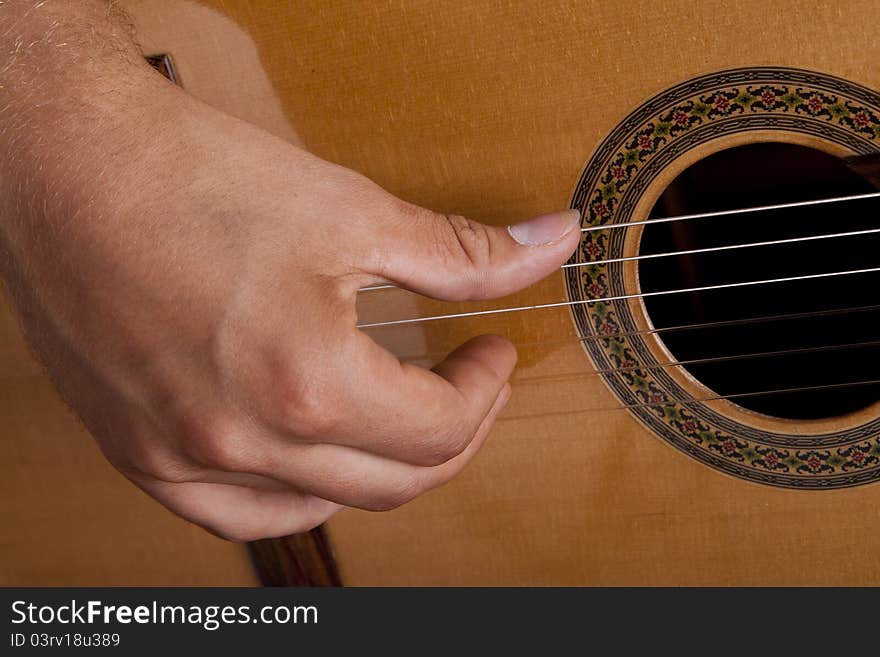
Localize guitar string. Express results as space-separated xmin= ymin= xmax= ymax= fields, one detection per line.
xmin=390 ymin=303 xmax=880 ymax=362
xmin=366 ymin=223 xmax=880 ymax=291
xmin=359 ymin=191 xmax=880 ymax=292
xmin=563 ymin=226 xmax=880 ymax=270
xmin=388 ymin=307 xmax=880 ymax=415
xmin=578 ymin=190 xmax=880 ymax=234
xmin=357 ymin=266 xmax=880 ymax=328
xmin=497 ymin=378 xmax=880 ymax=422
xmin=356 ymin=191 xmax=880 ymax=411
xmin=400 ymin=339 xmax=880 ymax=386
xmin=507 ymin=338 xmax=880 ymax=386
xmin=371 ymin=281 xmax=880 ymax=412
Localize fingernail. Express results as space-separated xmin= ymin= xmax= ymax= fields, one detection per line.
xmin=507 ymin=209 xmax=581 ymax=246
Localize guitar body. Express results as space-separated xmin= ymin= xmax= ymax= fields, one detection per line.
xmin=4 ymin=0 xmax=880 ymax=585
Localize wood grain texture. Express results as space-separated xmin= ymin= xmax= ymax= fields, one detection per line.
xmin=185 ymin=0 xmax=880 ymax=585
xmin=7 ymin=0 xmax=880 ymax=586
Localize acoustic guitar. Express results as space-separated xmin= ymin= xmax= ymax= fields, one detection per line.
xmin=4 ymin=0 xmax=880 ymax=585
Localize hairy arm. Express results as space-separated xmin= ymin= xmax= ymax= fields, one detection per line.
xmin=0 ymin=1 xmax=170 ymax=310
xmin=0 ymin=0 xmax=580 ymax=540
xmin=0 ymin=0 xmax=145 ymax=202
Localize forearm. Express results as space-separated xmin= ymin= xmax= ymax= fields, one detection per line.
xmin=0 ymin=0 xmax=142 ymax=117
xmin=0 ymin=1 xmax=186 ymax=309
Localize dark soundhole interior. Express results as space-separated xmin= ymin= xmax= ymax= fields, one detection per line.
xmin=640 ymin=143 xmax=880 ymax=420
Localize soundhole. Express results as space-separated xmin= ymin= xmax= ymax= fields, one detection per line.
xmin=640 ymin=143 xmax=880 ymax=420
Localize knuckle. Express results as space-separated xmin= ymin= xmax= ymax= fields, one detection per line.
xmin=442 ymin=213 xmax=492 ymax=262
xmin=260 ymin=347 xmax=343 ymax=440
xmin=115 ymin=431 xmax=198 ymax=484
xmin=434 ymin=213 xmax=493 ymax=299
xmin=123 ymin=449 xmax=196 ymax=485
xmin=279 ymin=378 xmax=340 ymax=439
xmin=146 ymin=461 xmax=196 ymax=484
xmin=421 ymin=425 xmax=473 ymax=466
xmin=362 ymin=475 xmax=425 ymax=512
xmin=178 ymin=414 xmax=250 ymax=472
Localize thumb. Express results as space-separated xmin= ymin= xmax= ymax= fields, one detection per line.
xmin=363 ymin=206 xmax=581 ymax=301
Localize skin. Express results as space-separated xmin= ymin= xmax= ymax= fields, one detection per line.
xmin=0 ymin=0 xmax=580 ymax=541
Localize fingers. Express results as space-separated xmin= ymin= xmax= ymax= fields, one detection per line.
xmin=133 ymin=381 xmax=509 ymax=538
xmin=134 ymin=380 xmax=508 ymax=538
xmin=266 ymin=331 xmax=516 ymax=467
xmin=356 ymin=202 xmax=581 ymax=301
xmin=134 ymin=475 xmax=341 ymax=542
xmin=254 ymin=380 xmax=511 ymax=510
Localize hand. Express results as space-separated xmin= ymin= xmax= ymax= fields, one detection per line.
xmin=0 ymin=17 xmax=579 ymax=542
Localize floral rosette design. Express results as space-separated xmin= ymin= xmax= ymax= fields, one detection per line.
xmin=566 ymin=67 xmax=880 ymax=488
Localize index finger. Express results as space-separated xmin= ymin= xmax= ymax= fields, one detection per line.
xmin=275 ymin=329 xmax=517 ymax=467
